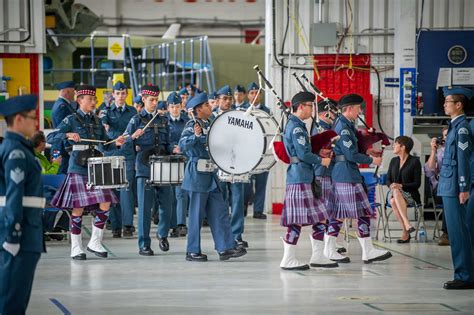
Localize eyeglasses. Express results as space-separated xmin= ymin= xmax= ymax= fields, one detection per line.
xmin=21 ymin=114 xmax=37 ymax=120
xmin=444 ymin=100 xmax=458 ymax=104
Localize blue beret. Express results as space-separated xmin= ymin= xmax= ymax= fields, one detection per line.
xmin=157 ymin=101 xmax=167 ymax=110
xmin=178 ymin=88 xmax=189 ymax=96
xmin=443 ymin=87 xmax=473 ymax=99
xmin=247 ymin=82 xmax=259 ymax=92
xmin=234 ymin=85 xmax=246 ymax=93
xmin=113 ymin=81 xmax=127 ymax=91
xmin=76 ymin=85 xmax=96 ymax=97
xmin=133 ymin=95 xmax=143 ymax=105
xmin=55 ymin=81 xmax=75 ymax=90
xmin=186 ymin=92 xmax=208 ymax=111
xmin=208 ymin=91 xmax=217 ymax=100
xmin=216 ymin=85 xmax=232 ymax=96
xmin=0 ymin=94 xmax=38 ymax=117
xmin=167 ymin=92 xmax=181 ymax=105
xmin=141 ymin=85 xmax=160 ymax=97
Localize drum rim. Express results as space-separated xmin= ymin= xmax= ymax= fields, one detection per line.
xmin=87 ymin=156 xmax=126 ymax=163
xmin=149 ymin=154 xmax=186 ymax=163
xmin=207 ymin=109 xmax=277 ymax=175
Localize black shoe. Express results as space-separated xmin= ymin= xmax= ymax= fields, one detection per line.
xmin=331 ymin=257 xmax=351 ymax=263
xmin=397 ymin=234 xmax=411 ymax=244
xmin=87 ymin=247 xmax=108 ymax=258
xmin=112 ymin=229 xmax=122 ymax=238
xmin=407 ymin=226 xmax=416 ymax=234
xmin=253 ymin=212 xmax=267 ymax=219
xmin=139 ymin=247 xmax=154 ymax=256
xmin=123 ymin=226 xmax=133 ymax=238
xmin=236 ymin=239 xmax=249 ymax=248
xmin=202 ymin=219 xmax=209 ymax=227
xmin=72 ymin=253 xmax=86 ymax=260
xmin=158 ymin=237 xmax=169 ymax=252
xmin=281 ymin=264 xmax=310 ymax=271
xmin=44 ymin=234 xmax=52 ymax=242
xmin=186 ymin=252 xmax=208 ymax=262
xmin=177 ymin=225 xmax=188 ymax=237
xmin=336 ymin=247 xmax=347 ymax=254
xmin=219 ymin=247 xmax=247 ymax=261
xmin=363 ymin=252 xmax=392 ymax=264
xmin=443 ymin=279 xmax=474 ymax=290
xmin=169 ymin=228 xmax=179 ymax=238
xmin=152 ymin=213 xmax=159 ymax=225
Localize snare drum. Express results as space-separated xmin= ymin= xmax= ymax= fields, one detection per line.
xmin=207 ymin=109 xmax=278 ymax=175
xmin=217 ymin=170 xmax=251 ymax=183
xmin=149 ymin=155 xmax=186 ymax=186
xmin=87 ymin=156 xmax=127 ymax=189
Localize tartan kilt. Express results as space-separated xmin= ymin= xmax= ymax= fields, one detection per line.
xmin=281 ymin=183 xmax=329 ymax=227
xmin=51 ymin=173 xmax=118 ymax=210
xmin=315 ymin=176 xmax=335 ymax=216
xmin=332 ymin=182 xmax=374 ymax=219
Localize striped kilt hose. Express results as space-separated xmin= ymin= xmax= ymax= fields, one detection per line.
xmin=315 ymin=175 xmax=335 ymax=217
xmin=281 ymin=183 xmax=329 ymax=227
xmin=332 ymin=182 xmax=374 ymax=219
xmin=51 ymin=173 xmax=118 ymax=210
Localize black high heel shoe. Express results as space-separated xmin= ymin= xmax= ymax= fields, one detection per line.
xmin=407 ymin=226 xmax=416 ymax=234
xmin=397 ymin=234 xmax=411 ymax=244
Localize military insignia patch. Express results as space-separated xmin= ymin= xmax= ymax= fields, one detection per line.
xmin=343 ymin=140 xmax=352 ymax=148
xmin=8 ymin=150 xmax=25 ymax=160
xmin=293 ymin=127 xmax=304 ymax=134
xmin=10 ymin=168 xmax=25 ymax=184
xmin=297 ymin=136 xmax=306 ymax=145
xmin=341 ymin=129 xmax=351 ymax=136
xmin=458 ymin=127 xmax=469 ymax=135
xmin=458 ymin=141 xmax=468 ymax=151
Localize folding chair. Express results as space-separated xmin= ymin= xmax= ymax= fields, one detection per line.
xmin=42 ymin=174 xmax=69 ymax=239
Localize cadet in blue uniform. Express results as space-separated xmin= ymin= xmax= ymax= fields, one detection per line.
xmin=47 ymin=85 xmax=124 ymax=260
xmin=167 ymin=92 xmax=190 ymax=237
xmin=244 ymin=82 xmax=272 ymax=219
xmin=101 ymin=81 xmax=137 ymax=238
xmin=178 ymin=92 xmax=247 ymax=262
xmin=279 ymin=91 xmax=335 ymax=270
xmin=438 ymin=87 xmax=474 ymax=290
xmin=233 ymin=85 xmax=248 ymax=110
xmin=51 ymin=81 xmax=77 ymax=174
xmin=133 ymin=95 xmax=144 ymax=113
xmin=124 ymin=85 xmax=174 ymax=256
xmin=213 ymin=85 xmax=247 ymax=247
xmin=209 ymin=91 xmax=218 ymax=112
xmin=311 ymin=99 xmax=341 ymax=265
xmin=0 ymin=95 xmax=44 ymax=315
xmin=157 ymin=100 xmax=168 ymax=115
xmin=328 ymin=94 xmax=392 ymax=264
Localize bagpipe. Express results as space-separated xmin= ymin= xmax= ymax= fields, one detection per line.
xmin=252 ymin=66 xmax=339 ymax=164
xmin=297 ymin=72 xmax=390 ymax=175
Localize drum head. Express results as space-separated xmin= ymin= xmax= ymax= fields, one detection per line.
xmin=208 ymin=110 xmax=265 ymax=174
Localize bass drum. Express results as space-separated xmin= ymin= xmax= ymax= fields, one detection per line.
xmin=207 ymin=109 xmax=278 ymax=175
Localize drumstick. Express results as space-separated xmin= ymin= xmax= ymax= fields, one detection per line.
xmin=68 ymin=138 xmax=106 ymax=144
xmin=103 ymin=134 xmax=130 ymax=146
xmin=105 ymin=111 xmax=161 ymax=145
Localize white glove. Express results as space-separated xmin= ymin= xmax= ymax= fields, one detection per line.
xmin=3 ymin=242 xmax=20 ymax=257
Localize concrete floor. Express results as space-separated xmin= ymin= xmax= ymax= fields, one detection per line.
xmin=29 ymin=214 xmax=474 ymax=315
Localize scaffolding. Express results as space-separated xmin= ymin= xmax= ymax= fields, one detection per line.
xmin=140 ymin=36 xmax=216 ymax=93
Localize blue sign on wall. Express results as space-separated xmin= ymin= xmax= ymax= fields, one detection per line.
xmin=417 ymin=30 xmax=474 ymax=115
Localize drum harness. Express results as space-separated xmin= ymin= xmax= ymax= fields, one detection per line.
xmin=73 ymin=112 xmax=103 ymax=166
xmin=137 ymin=114 xmax=168 ymax=164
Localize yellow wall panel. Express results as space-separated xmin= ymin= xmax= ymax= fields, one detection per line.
xmin=1 ymin=58 xmax=31 ymax=96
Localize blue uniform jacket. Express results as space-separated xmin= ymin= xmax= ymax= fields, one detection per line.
xmin=284 ymin=115 xmax=322 ymax=184
xmin=51 ymin=97 xmax=76 ymax=128
xmin=124 ymin=110 xmax=172 ymax=178
xmin=332 ymin=115 xmax=373 ymax=183
xmin=0 ymin=131 xmax=44 ymax=253
xmin=234 ymin=102 xmax=249 ymax=111
xmin=101 ymin=103 xmax=137 ymax=159
xmin=167 ymin=112 xmax=190 ymax=147
xmin=438 ymin=115 xmax=472 ymax=197
xmin=470 ymin=119 xmax=474 ymax=186
xmin=179 ymin=119 xmax=218 ymax=193
xmin=251 ymin=103 xmax=271 ymax=115
xmin=312 ymin=120 xmax=334 ymax=177
xmin=47 ymin=110 xmax=112 ymax=176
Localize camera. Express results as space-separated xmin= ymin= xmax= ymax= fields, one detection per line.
xmin=435 ymin=136 xmax=445 ymax=146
